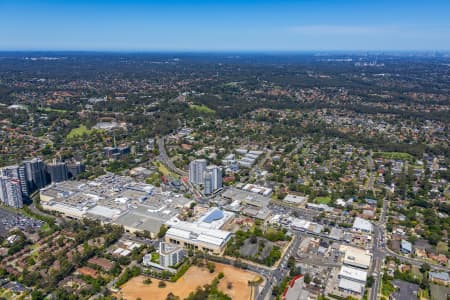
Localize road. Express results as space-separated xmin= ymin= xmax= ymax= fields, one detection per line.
xmin=256 ymin=233 xmax=302 ymax=300
xmin=156 ymin=136 xmax=204 ymax=199
xmin=367 ymin=151 xmax=375 ymax=191
xmin=29 ymin=199 xmax=64 ymax=225
xmin=156 ymin=136 xmax=187 ymax=176
xmin=369 ymin=195 xmax=450 ymax=300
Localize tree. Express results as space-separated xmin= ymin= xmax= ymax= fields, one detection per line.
xmin=366 ymin=275 xmax=374 ymax=288
xmin=207 ymin=262 xmax=216 ymax=273
xmin=31 ymin=290 xmax=45 ymax=300
xmin=158 ymin=225 xmax=168 ymax=238
xmin=166 ymin=293 xmax=180 ymax=300
xmin=158 ymin=281 xmax=167 ymax=288
xmin=420 ymin=263 xmax=430 ymax=273
xmin=304 ymin=273 xmax=312 ymax=284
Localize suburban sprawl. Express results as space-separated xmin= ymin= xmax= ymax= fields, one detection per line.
xmin=0 ymin=52 xmax=449 ymax=300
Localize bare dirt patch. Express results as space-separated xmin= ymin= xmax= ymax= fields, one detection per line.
xmin=118 ymin=263 xmax=260 ymax=300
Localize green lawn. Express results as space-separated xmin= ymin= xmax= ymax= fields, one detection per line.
xmin=66 ymin=124 xmax=95 ymax=139
xmin=154 ymin=161 xmax=179 ymax=179
xmin=314 ymin=196 xmax=331 ymax=204
xmin=151 ymin=252 xmax=160 ymax=263
xmin=375 ymin=151 xmax=415 ymax=162
xmin=40 ymin=222 xmax=52 ymax=233
xmin=189 ymin=104 xmax=215 ymax=114
xmin=437 ymin=241 xmax=448 ymax=254
xmin=155 ymin=162 xmax=170 ymax=176
xmin=39 ymin=107 xmax=68 ymax=113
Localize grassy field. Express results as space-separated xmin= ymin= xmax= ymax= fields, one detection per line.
xmin=437 ymin=241 xmax=448 ymax=254
xmin=375 ymin=151 xmax=415 ymax=162
xmin=314 ymin=196 xmax=331 ymax=205
xmin=155 ymin=162 xmax=170 ymax=176
xmin=189 ymin=104 xmax=215 ymax=114
xmin=39 ymin=107 xmax=68 ymax=113
xmin=66 ymin=125 xmax=95 ymax=139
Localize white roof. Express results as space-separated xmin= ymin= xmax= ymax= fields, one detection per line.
xmin=44 ymin=202 xmax=85 ymax=218
xmin=87 ymin=205 xmax=121 ymax=219
xmin=168 ymin=220 xmax=231 ymax=240
xmin=338 ymin=278 xmax=365 ymax=294
xmin=340 ymin=245 xmax=372 ymax=269
xmin=284 ymin=194 xmax=307 ymax=204
xmin=113 ymin=248 xmax=124 ymax=255
xmin=339 ymin=266 xmax=368 ymax=282
xmin=197 ymin=234 xmax=226 ymax=246
xmin=166 ymin=220 xmax=232 ymax=247
xmin=352 ymin=217 xmax=373 ymax=232
xmin=291 ymin=218 xmax=311 ymax=229
xmin=167 ymin=227 xmax=192 ymax=240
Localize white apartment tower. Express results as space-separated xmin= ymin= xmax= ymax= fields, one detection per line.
xmin=204 ymin=165 xmax=222 ymax=195
xmin=189 ymin=159 xmax=207 ymax=184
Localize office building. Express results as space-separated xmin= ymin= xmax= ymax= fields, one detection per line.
xmin=0 ymin=176 xmax=23 ymax=208
xmin=203 ymin=165 xmax=222 ymax=195
xmin=159 ymin=242 xmax=185 ymax=267
xmin=104 ymin=146 xmax=130 ymax=160
xmin=46 ymin=161 xmax=68 ymax=183
xmin=67 ymin=161 xmax=86 ymax=178
xmin=189 ymin=159 xmax=207 ymax=185
xmin=208 ymin=165 xmax=222 ymax=190
xmin=1 ymin=165 xmax=28 ymax=198
xmin=204 ymin=171 xmax=213 ymax=195
xmin=23 ymin=158 xmax=48 ymax=191
xmin=0 ymin=176 xmax=8 ymax=205
xmin=1 ymin=165 xmax=20 ymax=180
xmin=18 ymin=166 xmax=29 ymax=197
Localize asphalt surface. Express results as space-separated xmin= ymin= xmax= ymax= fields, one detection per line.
xmin=256 ymin=233 xmax=302 ymax=300
xmin=157 ymin=137 xmax=187 ymax=176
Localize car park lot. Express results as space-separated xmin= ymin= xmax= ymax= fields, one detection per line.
xmin=0 ymin=208 xmax=43 ymax=237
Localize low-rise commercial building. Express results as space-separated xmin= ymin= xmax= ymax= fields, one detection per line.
xmin=40 ymin=174 xmax=191 ymax=238
xmin=165 ymin=218 xmax=232 ymax=254
xmin=352 ymin=217 xmax=373 ymax=233
xmin=338 ymin=266 xmax=368 ymax=295
xmin=400 ymin=239 xmax=412 ymax=254
xmin=340 ymin=245 xmax=372 ymax=269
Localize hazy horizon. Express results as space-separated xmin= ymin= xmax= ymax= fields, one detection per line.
xmin=1 ymin=0 xmax=450 ymax=51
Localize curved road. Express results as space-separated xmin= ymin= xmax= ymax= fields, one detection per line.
xmin=156 ymin=137 xmax=187 ymax=176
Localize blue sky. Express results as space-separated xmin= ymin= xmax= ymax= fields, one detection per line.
xmin=1 ymin=0 xmax=449 ymax=51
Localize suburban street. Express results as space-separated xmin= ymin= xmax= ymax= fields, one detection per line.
xmin=256 ymin=233 xmax=302 ymax=300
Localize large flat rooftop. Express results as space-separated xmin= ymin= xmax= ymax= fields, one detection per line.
xmin=40 ymin=173 xmax=192 ymax=234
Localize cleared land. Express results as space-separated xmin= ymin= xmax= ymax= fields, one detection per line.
xmin=119 ymin=263 xmax=260 ymax=300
